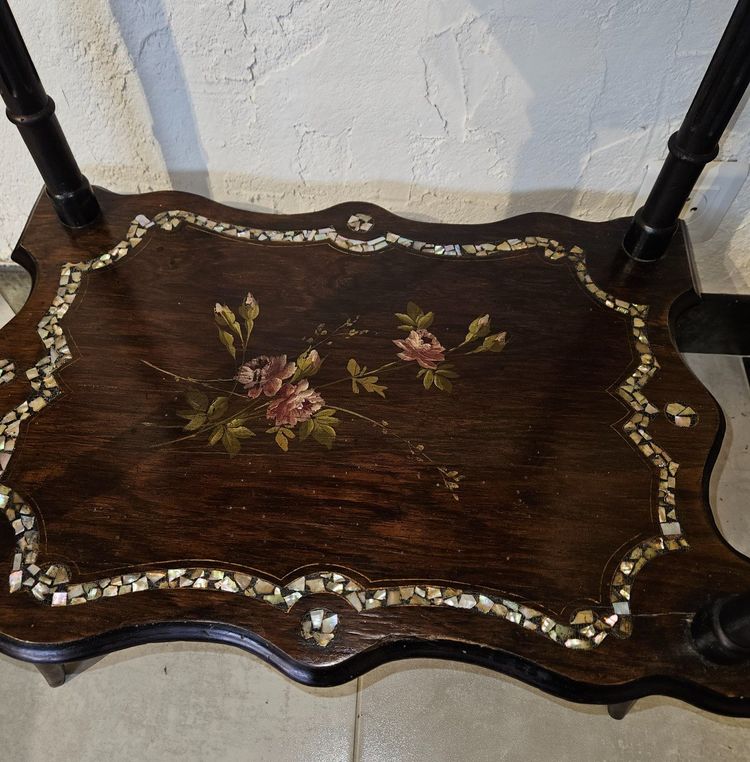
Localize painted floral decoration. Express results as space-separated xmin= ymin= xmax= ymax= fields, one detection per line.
xmin=393 ymin=329 xmax=446 ymax=369
xmin=236 ymin=354 xmax=295 ymax=399
xmin=145 ymin=295 xmax=507 ymax=498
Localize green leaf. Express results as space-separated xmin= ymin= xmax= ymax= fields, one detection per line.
xmin=360 ymin=376 xmax=387 ymax=397
xmin=228 ymin=426 xmax=255 ymax=439
xmin=468 ymin=314 xmax=491 ymax=338
xmin=406 ymin=301 xmax=422 ymax=320
xmin=218 ymin=328 xmax=236 ymax=359
xmin=312 ymin=422 xmax=335 ymax=449
xmin=436 ymin=368 xmax=459 ymax=379
xmin=416 ymin=311 xmax=434 ymax=329
xmin=394 ymin=312 xmax=415 ymax=325
xmin=315 ymin=410 xmax=341 ymax=426
xmin=398 ymin=324 xmax=414 ymax=332
xmin=208 ymin=425 xmax=224 ymax=446
xmin=298 ymin=419 xmax=314 ymax=442
xmin=215 ymin=304 xmax=243 ymax=340
xmin=315 ymin=415 xmax=341 ymax=426
xmin=183 ymin=413 xmax=207 ymax=431
xmin=177 ymin=408 xmax=197 ymax=420
xmin=347 ymin=358 xmax=361 ymax=376
xmin=469 ymin=332 xmax=507 ymax=354
xmin=275 ymin=431 xmax=289 ymax=451
xmin=422 ymin=370 xmax=434 ymax=389
xmin=293 ymin=349 xmax=322 ymax=382
xmin=280 ymin=427 xmax=296 ymax=439
xmin=433 ymin=375 xmax=453 ymax=393
xmin=185 ymin=389 xmax=209 ymax=411
xmin=222 ymin=430 xmax=241 ymax=457
xmin=315 ymin=409 xmax=341 ymax=425
xmin=315 ymin=416 xmax=341 ymax=428
xmin=238 ymin=301 xmax=259 ymax=323
xmin=207 ymin=396 xmax=229 ymax=420
xmin=483 ymin=331 xmax=508 ymax=353
xmin=351 ymin=378 xmax=360 ymax=394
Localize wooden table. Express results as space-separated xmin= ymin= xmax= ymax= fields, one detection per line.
xmin=0 ymin=189 xmax=747 ymax=715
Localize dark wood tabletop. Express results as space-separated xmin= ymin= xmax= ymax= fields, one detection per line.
xmin=0 ymin=188 xmax=747 ymax=714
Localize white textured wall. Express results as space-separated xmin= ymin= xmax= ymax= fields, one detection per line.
xmin=2 ymin=0 xmax=749 ymax=294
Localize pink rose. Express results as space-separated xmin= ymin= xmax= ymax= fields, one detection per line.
xmin=266 ymin=380 xmax=325 ymax=427
xmin=393 ymin=329 xmax=446 ymax=369
xmin=236 ymin=355 xmax=295 ymax=399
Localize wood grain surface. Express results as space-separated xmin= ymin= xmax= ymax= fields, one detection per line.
xmin=0 ymin=188 xmax=747 ymax=715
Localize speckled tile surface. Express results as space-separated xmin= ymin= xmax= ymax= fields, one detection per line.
xmin=0 ymin=265 xmax=31 ymax=314
xmin=686 ymin=353 xmax=750 ymax=559
xmin=355 ymin=659 xmax=750 ymax=762
xmin=0 ymin=645 xmax=357 ymax=762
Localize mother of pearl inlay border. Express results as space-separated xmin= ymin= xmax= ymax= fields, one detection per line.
xmin=0 ymin=360 xmax=15 ymax=386
xmin=0 ymin=210 xmax=693 ymax=650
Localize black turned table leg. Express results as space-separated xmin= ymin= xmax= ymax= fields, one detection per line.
xmin=0 ymin=0 xmax=100 ymax=227
xmin=607 ymin=700 xmax=637 ymax=720
xmin=35 ymin=662 xmax=67 ymax=687
xmin=623 ymin=0 xmax=750 ymax=261
xmin=692 ymin=593 xmax=750 ymax=664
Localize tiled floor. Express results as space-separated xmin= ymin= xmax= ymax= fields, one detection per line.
xmin=0 ymin=266 xmax=748 ymax=761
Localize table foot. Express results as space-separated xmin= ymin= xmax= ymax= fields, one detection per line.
xmin=35 ymin=662 xmax=67 ymax=687
xmin=607 ymin=700 xmax=637 ymax=720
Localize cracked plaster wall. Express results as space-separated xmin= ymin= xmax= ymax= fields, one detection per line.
xmin=1 ymin=0 xmax=749 ymax=293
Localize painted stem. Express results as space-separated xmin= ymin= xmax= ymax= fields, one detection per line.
xmin=141 ymin=360 xmax=247 ymax=400
xmin=329 ymin=405 xmax=440 ymax=471
xmin=328 ymin=404 xmax=458 ymax=495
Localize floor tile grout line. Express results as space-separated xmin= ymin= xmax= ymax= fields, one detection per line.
xmin=352 ymin=676 xmax=363 ymax=762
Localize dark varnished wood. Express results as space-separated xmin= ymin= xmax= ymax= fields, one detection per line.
xmin=1 ymin=188 xmax=748 ymax=715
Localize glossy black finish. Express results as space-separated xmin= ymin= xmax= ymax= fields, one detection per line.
xmin=623 ymin=0 xmax=750 ymax=261
xmin=5 ymin=620 xmax=750 ymax=717
xmin=0 ymin=0 xmax=100 ymax=227
xmin=692 ymin=593 xmax=750 ymax=664
xmin=674 ymin=295 xmax=750 ymax=355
